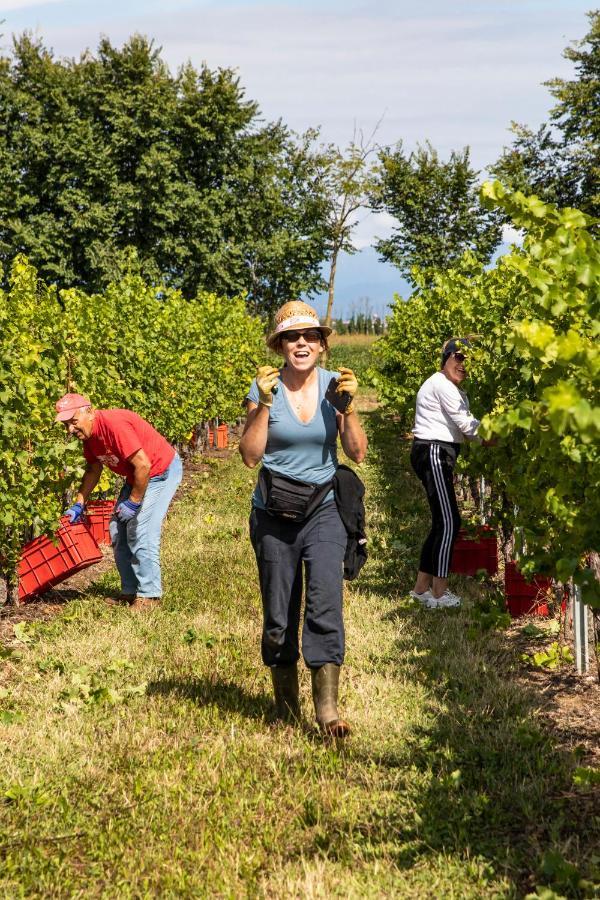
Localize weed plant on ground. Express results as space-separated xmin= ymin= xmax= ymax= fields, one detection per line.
xmin=0 ymin=389 xmax=598 ymax=897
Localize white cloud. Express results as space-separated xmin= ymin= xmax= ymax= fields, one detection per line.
xmin=352 ymin=211 xmax=396 ymax=250
xmin=0 ymin=0 xmax=63 ymax=10
xmin=11 ymin=1 xmax=588 ymax=167
xmin=501 ymin=223 xmax=525 ymax=246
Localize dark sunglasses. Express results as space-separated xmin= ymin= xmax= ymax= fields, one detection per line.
xmin=282 ymin=329 xmax=323 ymax=343
xmin=453 ymin=352 xmax=467 ymax=362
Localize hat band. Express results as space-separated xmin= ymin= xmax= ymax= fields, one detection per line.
xmin=274 ymin=315 xmax=321 ymax=334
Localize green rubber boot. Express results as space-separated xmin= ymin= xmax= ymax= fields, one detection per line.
xmin=311 ymin=664 xmax=351 ymax=738
xmin=270 ymin=663 xmax=301 ymax=723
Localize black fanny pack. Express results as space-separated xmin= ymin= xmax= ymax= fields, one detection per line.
xmin=258 ymin=467 xmax=332 ymax=523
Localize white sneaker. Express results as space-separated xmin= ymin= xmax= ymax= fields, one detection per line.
xmin=427 ymin=591 xmax=462 ymax=609
xmin=410 ymin=589 xmax=433 ymax=604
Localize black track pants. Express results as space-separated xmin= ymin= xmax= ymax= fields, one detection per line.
xmin=410 ymin=440 xmax=461 ymax=578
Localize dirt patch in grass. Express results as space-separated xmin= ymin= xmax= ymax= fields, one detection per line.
xmin=0 ymin=597 xmax=70 ymax=635
xmin=535 ymin=670 xmax=600 ymax=764
xmin=0 ymin=546 xmax=116 ymax=638
xmin=507 ymin=618 xmax=600 ymax=768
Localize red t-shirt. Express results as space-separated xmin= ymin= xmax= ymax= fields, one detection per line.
xmin=83 ymin=410 xmax=175 ymax=484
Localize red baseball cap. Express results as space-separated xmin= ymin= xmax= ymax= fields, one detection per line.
xmin=54 ymin=393 xmax=91 ymax=422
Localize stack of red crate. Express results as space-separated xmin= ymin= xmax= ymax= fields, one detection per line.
xmin=504 ymin=562 xmax=552 ymax=617
xmin=450 ymin=526 xmax=498 ymax=576
xmin=208 ymin=424 xmax=228 ymax=449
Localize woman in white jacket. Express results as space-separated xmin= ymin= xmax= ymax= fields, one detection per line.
xmin=409 ymin=337 xmax=482 ymax=609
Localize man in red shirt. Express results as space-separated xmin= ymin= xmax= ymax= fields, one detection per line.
xmin=55 ymin=393 xmax=183 ymax=609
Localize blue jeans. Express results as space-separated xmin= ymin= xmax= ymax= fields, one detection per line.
xmin=109 ymin=453 xmax=183 ymax=598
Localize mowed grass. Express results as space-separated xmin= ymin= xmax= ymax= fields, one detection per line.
xmin=0 ymin=396 xmax=599 ymax=896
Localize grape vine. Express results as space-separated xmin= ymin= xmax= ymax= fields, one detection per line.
xmin=372 ymin=183 xmax=600 ymax=607
xmin=0 ymin=255 xmax=263 ymax=589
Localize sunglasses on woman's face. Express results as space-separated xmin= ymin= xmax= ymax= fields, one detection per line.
xmin=453 ymin=352 xmax=467 ymax=362
xmin=282 ymin=329 xmax=322 ymax=343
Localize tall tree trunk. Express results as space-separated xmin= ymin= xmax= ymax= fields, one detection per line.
xmin=324 ymin=244 xmax=339 ymax=329
xmin=6 ymin=574 xmax=20 ymax=606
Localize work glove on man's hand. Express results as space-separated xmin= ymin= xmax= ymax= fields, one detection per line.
xmin=337 ymin=367 xmax=358 ymax=414
xmin=64 ymin=501 xmax=85 ymax=524
xmin=115 ymin=499 xmax=141 ymax=523
xmin=256 ymin=366 xmax=280 ymax=408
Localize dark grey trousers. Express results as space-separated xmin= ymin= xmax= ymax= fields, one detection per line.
xmin=249 ymin=501 xmax=347 ymax=668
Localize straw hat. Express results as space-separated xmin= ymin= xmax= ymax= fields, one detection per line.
xmin=266 ymin=301 xmax=331 ymax=350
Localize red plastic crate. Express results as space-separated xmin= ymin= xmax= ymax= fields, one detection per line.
xmin=450 ymin=527 xmax=498 ymax=576
xmin=504 ymin=561 xmax=551 ymax=617
xmin=18 ymin=517 xmax=102 ymax=601
xmin=85 ymin=500 xmax=115 ymax=546
xmin=216 ymin=424 xmax=228 ymax=449
xmin=208 ymin=424 xmax=228 ymax=449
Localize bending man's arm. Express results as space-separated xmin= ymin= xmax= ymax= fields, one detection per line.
xmin=127 ymin=448 xmax=152 ymax=503
xmin=74 ymin=461 xmax=103 ymax=505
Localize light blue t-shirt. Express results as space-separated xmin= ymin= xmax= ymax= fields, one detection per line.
xmin=246 ymin=367 xmax=340 ymax=509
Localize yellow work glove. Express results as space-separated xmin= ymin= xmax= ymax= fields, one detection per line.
xmin=337 ymin=367 xmax=358 ymax=415
xmin=256 ymin=366 xmax=280 ymax=408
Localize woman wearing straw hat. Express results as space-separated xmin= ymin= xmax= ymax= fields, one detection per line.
xmin=240 ymin=301 xmax=367 ymax=737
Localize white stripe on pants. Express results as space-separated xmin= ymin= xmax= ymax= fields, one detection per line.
xmin=429 ymin=444 xmax=455 ymax=577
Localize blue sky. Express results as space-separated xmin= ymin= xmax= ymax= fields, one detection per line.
xmin=0 ymin=0 xmax=592 ymax=316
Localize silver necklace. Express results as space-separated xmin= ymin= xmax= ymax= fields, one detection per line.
xmin=285 ymin=370 xmax=315 ymax=411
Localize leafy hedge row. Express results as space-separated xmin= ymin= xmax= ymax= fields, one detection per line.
xmin=372 ymin=183 xmax=599 ymax=606
xmin=0 ymin=255 xmax=263 ymax=581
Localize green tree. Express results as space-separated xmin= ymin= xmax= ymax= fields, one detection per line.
xmin=492 ymin=11 xmax=600 ymax=217
xmin=370 ymin=142 xmax=502 ymax=284
xmin=0 ymin=34 xmax=329 ymax=312
xmin=229 ymin=125 xmax=330 ymax=320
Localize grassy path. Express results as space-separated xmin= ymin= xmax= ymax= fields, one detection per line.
xmin=1 ymin=399 xmax=598 ymax=897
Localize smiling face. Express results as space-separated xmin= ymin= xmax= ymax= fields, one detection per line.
xmin=63 ymin=406 xmax=95 ymax=440
xmin=442 ymin=351 xmax=468 ymax=386
xmin=279 ymin=328 xmax=324 ymax=372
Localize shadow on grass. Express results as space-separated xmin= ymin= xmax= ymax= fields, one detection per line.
xmin=352 ymin=406 xmax=600 ymax=896
xmin=147 ymin=677 xmax=338 ymax=740
xmin=46 ymin=583 xmax=115 ymax=602
xmin=147 ymin=675 xmax=272 ymax=721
